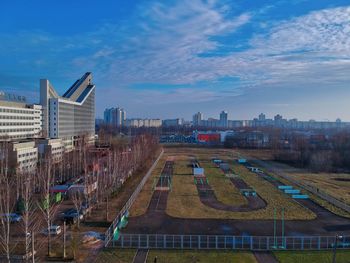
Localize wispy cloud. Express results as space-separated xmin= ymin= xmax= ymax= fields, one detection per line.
xmin=0 ymin=1 xmax=350 ymax=118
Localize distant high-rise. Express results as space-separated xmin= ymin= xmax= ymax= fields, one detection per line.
xmin=258 ymin=113 xmax=266 ymax=121
xmin=104 ymin=107 xmax=126 ymax=127
xmin=220 ymin=110 xmax=228 ymax=128
xmin=193 ymin=112 xmax=203 ymax=126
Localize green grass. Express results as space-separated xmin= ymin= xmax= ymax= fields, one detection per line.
xmin=274 ymin=250 xmax=350 ymax=263
xmin=147 ymin=250 xmax=257 ymax=263
xmin=95 ymin=248 xmax=136 ymax=263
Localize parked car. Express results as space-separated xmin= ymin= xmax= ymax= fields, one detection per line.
xmin=0 ymin=213 xmax=22 ymax=223
xmin=62 ymin=208 xmax=83 ymax=224
xmin=42 ymin=225 xmax=62 ymax=236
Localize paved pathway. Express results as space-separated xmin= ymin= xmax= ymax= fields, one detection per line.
xmin=253 ymin=251 xmax=279 ymax=263
xmin=133 ymin=249 xmax=149 ymax=263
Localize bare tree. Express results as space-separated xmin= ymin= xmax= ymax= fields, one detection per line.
xmin=71 ymin=190 xmax=84 ymax=229
xmin=18 ymin=171 xmax=41 ymax=261
xmin=0 ymin=141 xmax=16 ymax=262
xmin=37 ymin=157 xmax=60 ymax=257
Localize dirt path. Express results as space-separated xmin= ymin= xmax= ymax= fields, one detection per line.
xmin=253 ymin=251 xmax=279 ymax=263
xmin=194 ymin=161 xmax=267 ymax=212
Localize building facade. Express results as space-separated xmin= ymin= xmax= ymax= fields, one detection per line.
xmin=0 ymin=92 xmax=42 ymax=141
xmin=8 ymin=141 xmax=38 ymax=173
xmin=192 ymin=112 xmax=203 ymax=126
xmin=40 ymin=72 xmax=95 ymax=150
xmin=125 ymin=118 xmax=162 ymax=128
xmin=104 ymin=107 xmax=126 ymax=127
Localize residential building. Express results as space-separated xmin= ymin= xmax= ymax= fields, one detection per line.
xmin=192 ymin=112 xmax=203 ymax=126
xmin=0 ymin=91 xmax=42 ymax=141
xmin=37 ymin=138 xmax=65 ymax=163
xmin=220 ymin=110 xmax=228 ymax=128
xmin=40 ymin=72 xmax=95 ymax=150
xmin=8 ymin=141 xmax=38 ymax=173
xmin=104 ymin=107 xmax=126 ymax=127
xmin=162 ymin=118 xmax=183 ymax=127
xmin=125 ymin=118 xmax=162 ymax=128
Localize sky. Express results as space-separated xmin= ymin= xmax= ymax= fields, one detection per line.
xmin=0 ymin=0 xmax=350 ymax=121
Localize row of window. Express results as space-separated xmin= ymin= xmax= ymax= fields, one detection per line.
xmin=0 ymin=108 xmax=36 ymax=114
xmin=0 ymin=115 xmax=35 ymax=120
xmin=0 ymin=122 xmax=38 ymax=126
xmin=19 ymin=157 xmax=37 ymax=164
xmin=18 ymin=152 xmax=37 ymax=158
xmin=0 ymin=128 xmax=35 ymax=133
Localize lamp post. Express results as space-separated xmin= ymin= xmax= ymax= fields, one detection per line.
xmin=332 ymin=235 xmax=343 ymax=263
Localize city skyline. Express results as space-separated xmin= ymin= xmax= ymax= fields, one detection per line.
xmin=1 ymin=0 xmax=350 ymax=120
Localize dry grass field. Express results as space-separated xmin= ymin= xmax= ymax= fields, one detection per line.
xmin=283 ymin=172 xmax=350 ymax=205
xmin=165 ymin=147 xmax=316 ymax=220
xmin=129 ymin=154 xmax=168 ymax=217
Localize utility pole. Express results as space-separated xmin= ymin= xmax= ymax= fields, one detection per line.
xmin=273 ymin=208 xmax=277 ymax=248
xmin=63 ymin=221 xmax=66 ymax=259
xmin=333 ymin=235 xmax=343 ymax=263
xmin=31 ymin=231 xmax=35 ymax=263
xmin=281 ymin=208 xmax=285 ymax=248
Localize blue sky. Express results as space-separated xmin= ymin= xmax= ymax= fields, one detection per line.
xmin=1 ymin=0 xmax=350 ymax=121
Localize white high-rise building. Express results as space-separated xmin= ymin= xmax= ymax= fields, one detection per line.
xmin=40 ymin=72 xmax=95 ymax=150
xmin=0 ymin=91 xmax=42 ymax=141
xmin=193 ymin=112 xmax=203 ymax=126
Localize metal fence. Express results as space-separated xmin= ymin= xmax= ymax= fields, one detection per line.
xmin=253 ymin=159 xmax=350 ymax=213
xmin=109 ymin=234 xmax=350 ymax=251
xmin=104 ymin=149 xmax=164 ymax=246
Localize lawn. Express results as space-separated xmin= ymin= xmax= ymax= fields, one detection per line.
xmin=95 ymin=249 xmax=136 ymax=263
xmin=274 ymin=250 xmax=350 ymax=263
xmin=166 ymin=148 xmax=315 ymax=220
xmin=147 ymin=250 xmax=257 ymax=263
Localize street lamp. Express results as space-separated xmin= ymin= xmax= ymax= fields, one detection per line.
xmin=332 ymin=235 xmax=343 ymax=263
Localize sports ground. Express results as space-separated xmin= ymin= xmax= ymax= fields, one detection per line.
xmin=100 ymin=147 xmax=350 ymax=262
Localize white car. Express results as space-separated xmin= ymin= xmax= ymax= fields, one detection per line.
xmin=42 ymin=225 xmax=62 ymax=236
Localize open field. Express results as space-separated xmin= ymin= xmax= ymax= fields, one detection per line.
xmin=274 ymin=250 xmax=350 ymax=263
xmin=147 ymin=250 xmax=257 ymax=263
xmin=130 ymin=154 xmax=168 ymax=217
xmin=165 ymin=148 xmax=315 ymax=220
xmin=284 ymin=172 xmax=350 ymax=205
xmin=237 ymin=150 xmax=350 ymax=218
xmin=198 ymin=159 xmax=248 ymax=207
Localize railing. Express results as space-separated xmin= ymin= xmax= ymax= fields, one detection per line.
xmin=253 ymin=159 xmax=350 ymax=213
xmin=104 ymin=149 xmax=164 ymax=246
xmin=109 ymin=234 xmax=350 ymax=251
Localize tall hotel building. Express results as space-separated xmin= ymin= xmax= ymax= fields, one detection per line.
xmin=40 ymin=72 xmax=95 ymax=150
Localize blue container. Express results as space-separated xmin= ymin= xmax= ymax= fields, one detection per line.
xmin=292 ymin=194 xmax=309 ymax=199
xmin=278 ymin=185 xmax=293 ymax=190
xmin=284 ymin=189 xmax=300 ymax=194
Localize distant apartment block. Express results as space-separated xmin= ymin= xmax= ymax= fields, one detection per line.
xmin=104 ymin=107 xmax=126 ymax=127
xmin=0 ymin=91 xmax=42 ymax=141
xmin=40 ymin=72 xmax=95 ymax=150
xmin=162 ymin=118 xmax=183 ymax=127
xmin=125 ymin=118 xmax=162 ymax=128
